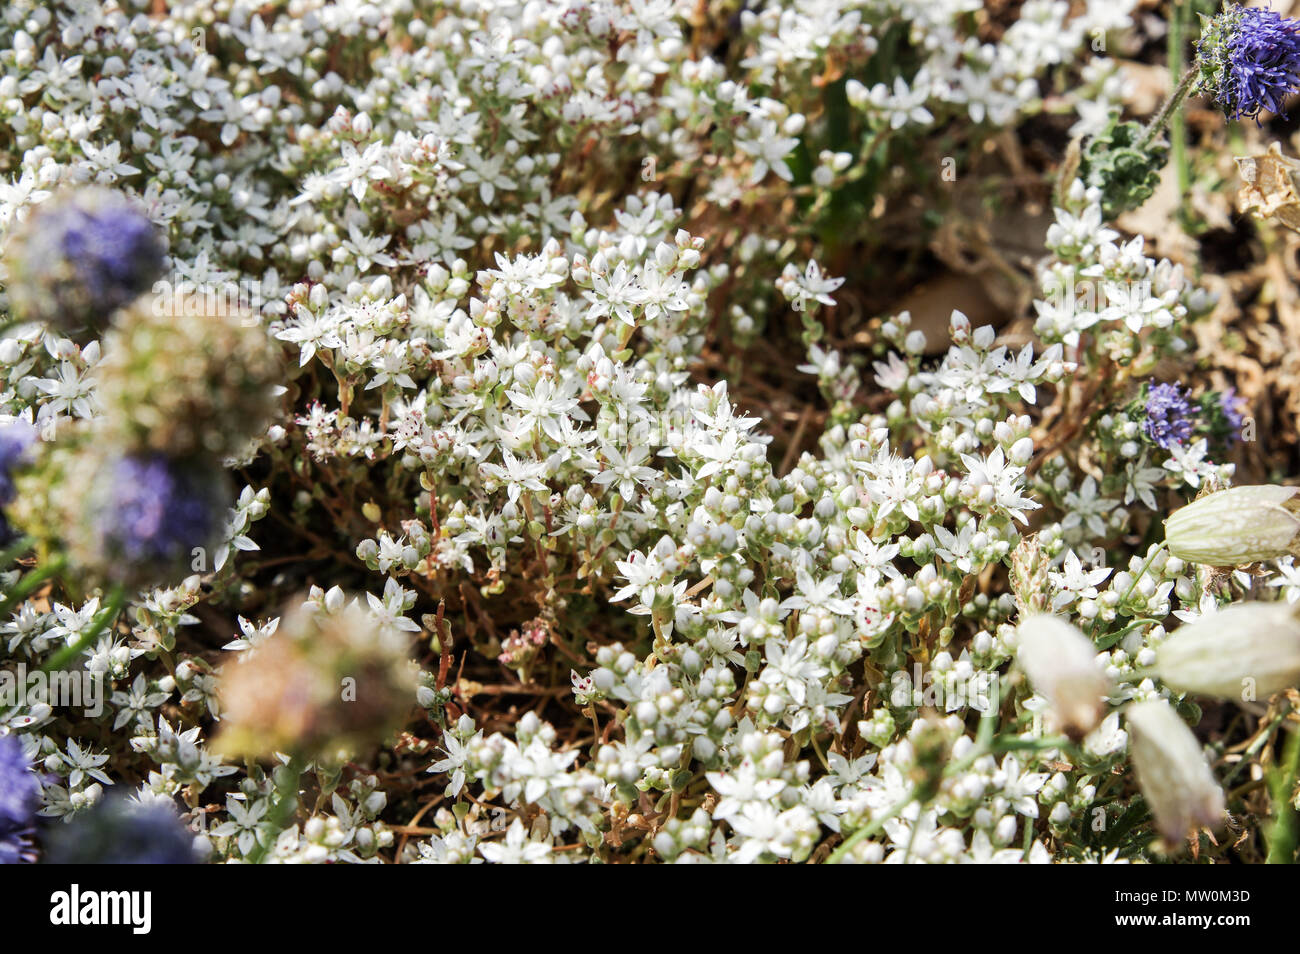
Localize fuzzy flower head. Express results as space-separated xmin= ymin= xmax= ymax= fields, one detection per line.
xmin=0 ymin=422 xmax=35 ymax=501
xmin=44 ymin=797 xmax=201 ymax=864
xmin=0 ymin=734 xmax=41 ymax=863
xmin=80 ymin=452 xmax=229 ymax=588
xmin=1143 ymin=380 xmax=1195 ymax=449
xmin=3 ymin=187 xmax=165 ymax=335
xmin=0 ymin=422 xmax=35 ymax=544
xmin=214 ymin=594 xmax=418 ymax=762
xmin=1214 ymin=387 xmax=1249 ymax=445
xmin=97 ymin=295 xmax=284 ymax=460
xmin=1197 ymin=5 xmax=1300 ymax=121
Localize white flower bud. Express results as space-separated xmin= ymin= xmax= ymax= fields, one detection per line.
xmin=1125 ymin=700 xmax=1224 ymax=846
xmin=1164 ymin=485 xmax=1300 ymax=565
xmin=1015 ymin=615 xmax=1111 ymax=738
xmin=1157 ymin=600 xmax=1300 ymax=699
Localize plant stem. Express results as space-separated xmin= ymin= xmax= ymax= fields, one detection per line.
xmin=1168 ymin=0 xmax=1191 ymax=197
xmin=1137 ymin=66 xmax=1200 ymax=152
xmin=827 ymin=791 xmax=912 ymax=864
xmin=249 ymin=755 xmax=307 ymax=864
xmin=1265 ymin=723 xmax=1300 ymax=863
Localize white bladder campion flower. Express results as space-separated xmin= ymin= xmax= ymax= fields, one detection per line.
xmin=1125 ymin=700 xmax=1225 ymax=847
xmin=1014 ymin=614 xmax=1111 ymax=739
xmin=1164 ymin=484 xmax=1300 ymax=565
xmin=1157 ymin=600 xmax=1300 ymax=700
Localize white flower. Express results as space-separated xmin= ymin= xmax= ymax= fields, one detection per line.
xmin=478 ymin=819 xmax=552 ymax=864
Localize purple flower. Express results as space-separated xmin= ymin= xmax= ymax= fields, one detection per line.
xmin=0 ymin=422 xmax=36 ymax=505
xmin=1198 ymin=6 xmax=1300 ymax=122
xmin=44 ymin=797 xmax=200 ymax=864
xmin=4 ymin=188 xmax=165 ymax=335
xmin=0 ymin=422 xmax=35 ymax=547
xmin=89 ymin=453 xmax=227 ymax=586
xmin=1220 ymin=387 xmax=1247 ymax=433
xmin=0 ymin=735 xmax=41 ymax=864
xmin=1144 ymin=381 xmax=1195 ymax=449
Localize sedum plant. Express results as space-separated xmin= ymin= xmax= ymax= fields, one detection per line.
xmin=0 ymin=0 xmax=1297 ymax=867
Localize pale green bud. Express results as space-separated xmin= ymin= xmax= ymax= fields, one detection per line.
xmin=1015 ymin=614 xmax=1111 ymax=739
xmin=1126 ymin=700 xmax=1224 ymax=847
xmin=1157 ymin=601 xmax=1300 ymax=700
xmin=1164 ymin=485 xmax=1300 ymax=565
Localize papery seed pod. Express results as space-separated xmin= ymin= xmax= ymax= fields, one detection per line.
xmin=1126 ymin=700 xmax=1225 ymax=847
xmin=1236 ymin=142 xmax=1300 ymax=232
xmin=1157 ymin=600 xmax=1300 ymax=700
xmin=1164 ymin=484 xmax=1300 ymax=565
xmin=96 ymin=293 xmax=284 ymax=460
xmin=3 ymin=187 xmax=165 ymax=336
xmin=1015 ymin=614 xmax=1111 ymax=739
xmin=214 ymin=596 xmax=418 ymax=762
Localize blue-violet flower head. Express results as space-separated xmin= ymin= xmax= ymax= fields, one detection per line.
xmin=1144 ymin=381 xmax=1196 ymax=449
xmin=4 ymin=187 xmax=165 ymax=335
xmin=1197 ymin=5 xmax=1300 ymax=122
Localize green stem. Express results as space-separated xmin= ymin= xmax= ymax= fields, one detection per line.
xmin=827 ymin=792 xmax=912 ymax=864
xmin=1168 ymin=0 xmax=1191 ymax=197
xmin=1137 ymin=66 xmax=1200 ymax=152
xmin=1223 ymin=710 xmax=1286 ymax=787
xmin=249 ymin=756 xmax=307 ymax=864
xmin=1265 ymin=725 xmax=1300 ymax=863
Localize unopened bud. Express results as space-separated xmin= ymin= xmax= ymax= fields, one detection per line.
xmin=1015 ymin=615 xmax=1111 ymax=739
xmin=1164 ymin=485 xmax=1300 ymax=565
xmin=1157 ymin=600 xmax=1300 ymax=699
xmin=1125 ymin=700 xmax=1225 ymax=848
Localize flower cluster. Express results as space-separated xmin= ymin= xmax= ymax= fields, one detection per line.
xmin=0 ymin=0 xmax=1294 ymax=868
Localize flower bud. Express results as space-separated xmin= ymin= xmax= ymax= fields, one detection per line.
xmin=214 ymin=595 xmax=417 ymax=761
xmin=3 ymin=186 xmax=165 ymax=337
xmin=1125 ymin=700 xmax=1225 ymax=847
xmin=97 ymin=293 xmax=284 ymax=460
xmin=43 ymin=796 xmax=201 ymax=864
xmin=1163 ymin=485 xmax=1300 ymax=565
xmin=1157 ymin=600 xmax=1300 ymax=699
xmin=1015 ymin=614 xmax=1111 ymax=739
